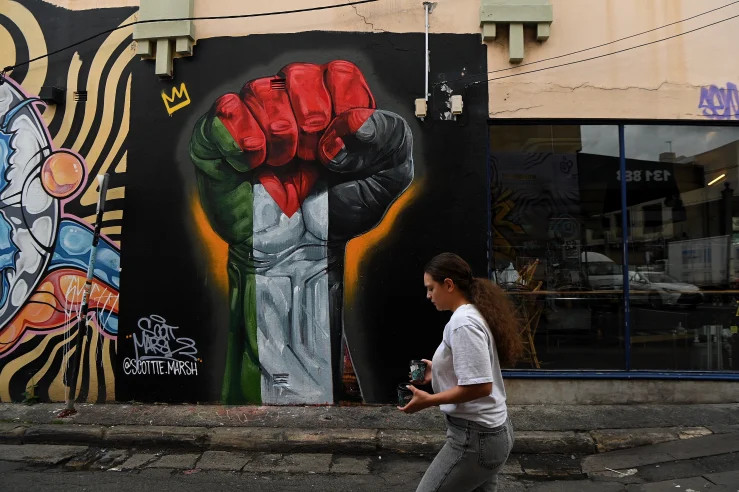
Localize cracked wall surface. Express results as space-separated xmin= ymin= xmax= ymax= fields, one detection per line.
xmin=486 ymin=0 xmax=737 ymax=119
xmin=40 ymin=0 xmax=483 ymax=37
xmin=40 ymin=0 xmax=739 ymax=120
xmin=489 ymin=82 xmax=711 ymax=119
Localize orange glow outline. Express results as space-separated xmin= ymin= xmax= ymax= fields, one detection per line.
xmin=189 ymin=192 xmax=229 ymax=294
xmin=344 ymin=181 xmax=420 ymax=303
xmin=188 ymin=179 xmax=418 ymax=303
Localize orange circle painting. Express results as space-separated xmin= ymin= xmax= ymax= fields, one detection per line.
xmin=41 ymin=150 xmax=85 ymax=198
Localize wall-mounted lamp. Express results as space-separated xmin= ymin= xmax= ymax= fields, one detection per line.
xmin=708 ymin=173 xmax=726 ymax=186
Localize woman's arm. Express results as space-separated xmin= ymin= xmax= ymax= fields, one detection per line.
xmin=398 ymin=382 xmax=492 ymax=414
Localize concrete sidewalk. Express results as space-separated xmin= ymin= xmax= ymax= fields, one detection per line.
xmin=1 ymin=402 xmax=737 ymax=457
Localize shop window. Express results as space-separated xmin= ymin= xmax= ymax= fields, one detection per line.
xmin=490 ymin=124 xmax=625 ymax=370
xmin=490 ymin=123 xmax=739 ymax=374
xmin=625 ymin=125 xmax=739 ymax=372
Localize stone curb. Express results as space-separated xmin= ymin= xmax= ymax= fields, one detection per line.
xmin=1 ymin=421 xmax=717 ymax=457
xmin=590 ymin=426 xmax=712 ymax=453
xmin=0 ymin=421 xmax=640 ymax=455
xmin=23 ymin=424 xmax=105 ymax=445
xmin=514 ymin=430 xmax=596 ymax=454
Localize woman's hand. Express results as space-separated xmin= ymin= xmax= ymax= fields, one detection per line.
xmin=420 ymin=358 xmax=432 ymax=384
xmin=397 ymin=385 xmax=434 ymax=414
xmin=397 ymin=382 xmax=492 ymax=415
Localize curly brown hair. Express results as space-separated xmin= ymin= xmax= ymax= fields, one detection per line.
xmin=424 ymin=253 xmax=523 ymax=367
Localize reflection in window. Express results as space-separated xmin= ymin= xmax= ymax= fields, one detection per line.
xmin=623 ymin=126 xmax=739 ymax=372
xmin=490 ymin=124 xmax=739 ymax=373
xmin=490 ymin=125 xmax=625 ymax=370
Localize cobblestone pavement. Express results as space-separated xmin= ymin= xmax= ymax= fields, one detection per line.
xmin=1 ymin=443 xmax=738 ymax=491
xmin=2 ymin=403 xmax=738 ymax=490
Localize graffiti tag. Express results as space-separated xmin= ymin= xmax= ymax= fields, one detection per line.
xmin=133 ymin=314 xmax=197 ymax=361
xmin=63 ymin=277 xmax=119 ymax=334
xmin=161 ymin=82 xmax=191 ymax=116
xmin=699 ymin=83 xmax=739 ymax=120
xmin=122 ymin=358 xmax=198 ymax=376
xmin=123 ymin=314 xmax=199 ymax=376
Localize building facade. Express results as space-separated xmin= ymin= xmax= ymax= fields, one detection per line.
xmin=0 ymin=0 xmax=736 ymax=405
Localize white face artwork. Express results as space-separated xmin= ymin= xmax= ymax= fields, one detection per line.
xmin=0 ymin=81 xmax=61 ymax=326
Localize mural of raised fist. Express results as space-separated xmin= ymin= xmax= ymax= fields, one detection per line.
xmin=189 ymin=60 xmax=414 ymax=404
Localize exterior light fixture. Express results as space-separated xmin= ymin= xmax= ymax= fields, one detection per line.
xmin=450 ymin=94 xmax=463 ymax=115
xmin=415 ymin=99 xmax=428 ymax=118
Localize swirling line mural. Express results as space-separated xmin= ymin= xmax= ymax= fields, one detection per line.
xmin=0 ymin=1 xmax=134 ymax=402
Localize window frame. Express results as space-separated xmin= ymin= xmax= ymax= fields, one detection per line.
xmin=489 ymin=119 xmax=739 ymax=379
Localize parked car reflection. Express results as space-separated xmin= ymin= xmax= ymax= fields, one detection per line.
xmin=585 ymin=261 xmax=623 ymax=290
xmin=629 ymin=271 xmax=703 ymax=308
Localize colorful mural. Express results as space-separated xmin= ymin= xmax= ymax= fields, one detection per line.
xmin=1 ymin=1 xmax=490 ymax=405
xmin=189 ymin=61 xmax=414 ymax=404
xmin=0 ymin=75 xmax=121 ymax=403
xmin=0 ymin=0 xmax=133 ymax=403
xmin=122 ymin=32 xmax=489 ymax=404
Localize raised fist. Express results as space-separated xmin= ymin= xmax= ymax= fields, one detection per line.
xmin=190 ymin=61 xmax=413 ymax=405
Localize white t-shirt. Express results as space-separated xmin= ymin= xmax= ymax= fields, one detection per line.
xmin=431 ymin=304 xmax=508 ymax=428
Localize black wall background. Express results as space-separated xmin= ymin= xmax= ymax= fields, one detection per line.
xmin=120 ymin=32 xmax=489 ymax=403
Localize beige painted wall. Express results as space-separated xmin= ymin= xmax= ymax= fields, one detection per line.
xmin=486 ymin=0 xmax=737 ymax=120
xmin=41 ymin=0 xmax=736 ymax=119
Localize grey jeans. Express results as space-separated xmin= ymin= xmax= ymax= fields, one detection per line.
xmin=416 ymin=415 xmax=514 ymax=492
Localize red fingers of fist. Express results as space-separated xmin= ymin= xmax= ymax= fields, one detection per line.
xmin=214 ymin=93 xmax=266 ymax=171
xmin=213 ymin=61 xmax=376 ymax=169
xmin=282 ymin=63 xmax=331 ymax=161
xmin=324 ymin=60 xmax=375 ymax=115
xmin=318 ymin=108 xmax=375 ymax=163
xmin=242 ymin=77 xmax=298 ymax=167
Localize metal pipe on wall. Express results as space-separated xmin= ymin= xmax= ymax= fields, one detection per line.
xmin=423 ymin=2 xmax=436 ymax=101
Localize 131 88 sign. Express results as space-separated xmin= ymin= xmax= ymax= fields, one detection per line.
xmin=616 ymin=169 xmax=672 ymax=182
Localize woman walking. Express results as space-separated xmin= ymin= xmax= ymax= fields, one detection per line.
xmin=399 ymin=252 xmax=523 ymax=492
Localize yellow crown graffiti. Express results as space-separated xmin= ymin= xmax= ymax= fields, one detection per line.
xmin=161 ymin=82 xmax=191 ymax=116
